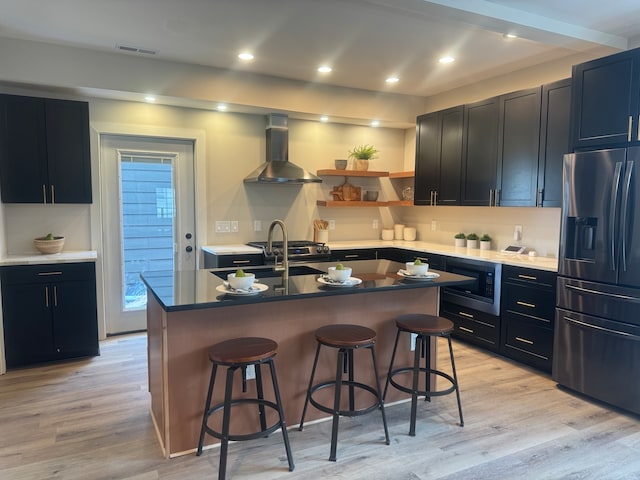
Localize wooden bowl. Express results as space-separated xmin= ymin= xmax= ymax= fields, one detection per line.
xmin=33 ymin=236 xmax=65 ymax=254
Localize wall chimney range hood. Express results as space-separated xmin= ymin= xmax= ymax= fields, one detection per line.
xmin=243 ymin=113 xmax=322 ymax=184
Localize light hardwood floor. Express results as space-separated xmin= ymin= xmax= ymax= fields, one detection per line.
xmin=1 ymin=333 xmax=639 ymax=480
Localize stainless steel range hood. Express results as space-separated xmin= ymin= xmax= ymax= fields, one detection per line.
xmin=243 ymin=114 xmax=322 ymax=184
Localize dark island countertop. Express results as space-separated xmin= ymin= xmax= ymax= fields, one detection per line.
xmin=141 ymin=259 xmax=474 ymax=312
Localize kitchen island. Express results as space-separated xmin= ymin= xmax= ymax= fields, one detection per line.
xmin=142 ymin=259 xmax=473 ymax=458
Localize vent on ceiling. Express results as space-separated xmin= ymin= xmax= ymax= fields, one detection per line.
xmin=116 ymin=45 xmax=157 ymax=56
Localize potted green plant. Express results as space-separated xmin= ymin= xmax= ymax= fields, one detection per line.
xmin=466 ymin=232 xmax=479 ymax=249
xmin=454 ymin=232 xmax=466 ymax=247
xmin=348 ymin=144 xmax=378 ymax=171
xmin=480 ymin=233 xmax=492 ymax=250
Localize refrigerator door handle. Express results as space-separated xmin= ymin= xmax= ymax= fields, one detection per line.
xmin=564 ymin=316 xmax=640 ymax=340
xmin=565 ymin=283 xmax=640 ymax=303
xmin=620 ymin=161 xmax=634 ymax=271
xmin=609 ymin=162 xmax=623 ymax=270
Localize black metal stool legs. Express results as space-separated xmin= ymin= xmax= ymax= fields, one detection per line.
xmin=329 ymin=349 xmax=345 ymax=461
xmin=197 ymin=363 xmax=218 ymax=456
xmin=370 ymin=345 xmax=390 ymax=446
xmin=448 ymin=336 xmax=464 ymax=427
xmin=268 ymin=359 xmax=295 ymax=472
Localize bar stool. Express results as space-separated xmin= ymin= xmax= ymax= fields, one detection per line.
xmin=384 ymin=314 xmax=463 ymax=436
xmin=196 ymin=337 xmax=294 ymax=480
xmin=298 ymin=324 xmax=390 ymax=461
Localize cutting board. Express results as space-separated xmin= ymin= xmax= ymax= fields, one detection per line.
xmin=331 ymin=178 xmax=361 ymax=201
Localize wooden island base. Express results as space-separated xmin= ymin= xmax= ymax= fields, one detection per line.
xmin=147 ymin=286 xmax=440 ymax=458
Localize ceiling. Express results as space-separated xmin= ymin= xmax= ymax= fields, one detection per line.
xmin=1 ymin=0 xmax=640 ymax=98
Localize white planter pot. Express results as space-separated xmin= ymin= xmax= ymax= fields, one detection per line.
xmin=480 ymin=240 xmax=491 ymax=250
xmin=466 ymin=239 xmax=478 ymax=249
xmin=454 ymin=238 xmax=466 ymax=247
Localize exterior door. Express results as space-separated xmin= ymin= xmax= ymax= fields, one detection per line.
xmin=101 ymin=135 xmax=196 ymax=334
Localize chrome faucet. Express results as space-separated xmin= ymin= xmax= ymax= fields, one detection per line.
xmin=267 ymin=219 xmax=289 ymax=282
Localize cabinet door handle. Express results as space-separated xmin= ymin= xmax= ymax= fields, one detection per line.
xmin=38 ymin=271 xmax=63 ymax=276
xmin=637 ymin=115 xmax=640 ymax=141
xmin=44 ymin=287 xmax=49 ymax=307
xmin=433 ymin=190 xmax=438 ymax=205
xmin=495 ymin=189 xmax=500 ymax=206
xmin=459 ymin=311 xmax=474 ymax=319
xmin=51 ymin=185 xmax=55 ymax=204
xmin=536 ymin=189 xmax=543 ymax=207
xmin=517 ymin=274 xmax=537 ymax=281
xmin=42 ymin=184 xmax=47 ymax=204
xmin=344 ymin=254 xmax=359 ymax=258
xmin=489 ymin=189 xmax=494 ymax=206
xmin=459 ymin=326 xmax=474 ymax=333
xmin=232 ymin=259 xmax=252 ymax=264
xmin=516 ymin=301 xmax=536 ymax=308
xmin=629 ymin=116 xmax=633 ymax=142
xmin=515 ymin=336 xmax=534 ymax=345
xmin=53 ymin=286 xmax=58 ymax=307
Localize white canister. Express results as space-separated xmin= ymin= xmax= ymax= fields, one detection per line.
xmin=403 ymin=227 xmax=417 ymax=241
xmin=394 ymin=224 xmax=405 ymax=240
xmin=317 ymin=229 xmax=329 ymax=244
xmin=381 ymin=229 xmax=394 ymax=241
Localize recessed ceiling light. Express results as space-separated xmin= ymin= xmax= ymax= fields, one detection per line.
xmin=371 ymin=120 xmax=380 ymax=127
xmin=504 ymin=33 xmax=517 ymax=39
xmin=439 ymin=56 xmax=455 ymax=64
xmin=217 ymin=103 xmax=228 ymax=111
xmin=317 ymin=65 xmax=332 ymax=73
xmin=238 ymin=52 xmax=254 ymax=61
xmin=385 ymin=76 xmax=399 ymax=84
xmin=320 ymin=115 xmax=329 ymax=122
xmin=144 ymin=95 xmax=156 ymax=103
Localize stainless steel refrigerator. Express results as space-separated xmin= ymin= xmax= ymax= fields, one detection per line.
xmin=555 ymin=147 xmax=640 ymax=415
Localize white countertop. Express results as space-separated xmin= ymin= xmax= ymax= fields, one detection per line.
xmin=327 ymin=240 xmax=558 ymax=272
xmin=0 ymin=250 xmax=98 ymax=266
xmin=202 ymin=245 xmax=263 ymax=255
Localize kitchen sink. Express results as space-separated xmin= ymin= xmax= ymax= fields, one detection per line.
xmin=212 ymin=265 xmax=324 ymax=280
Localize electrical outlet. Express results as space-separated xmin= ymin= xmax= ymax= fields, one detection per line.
xmin=245 ymin=365 xmax=256 ymax=380
xmin=410 ymin=333 xmax=418 ymax=351
xmin=328 ymin=220 xmax=336 ymax=230
xmin=431 ymin=220 xmax=437 ymax=231
xmin=254 ymin=220 xmax=262 ymax=232
xmin=514 ymin=225 xmax=523 ymax=241
xmin=215 ymin=221 xmax=231 ymax=233
xmin=373 ymin=219 xmax=379 ymax=229
xmin=231 ymin=221 xmax=239 ymax=233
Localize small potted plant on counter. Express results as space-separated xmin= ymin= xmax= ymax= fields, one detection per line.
xmin=480 ymin=233 xmax=492 ymax=250
xmin=348 ymin=144 xmax=378 ymax=171
xmin=454 ymin=232 xmax=466 ymax=247
xmin=466 ymin=232 xmax=479 ymax=249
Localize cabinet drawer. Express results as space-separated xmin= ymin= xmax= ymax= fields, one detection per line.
xmin=0 ymin=262 xmax=95 ymax=285
xmin=503 ymin=284 xmax=555 ymax=324
xmin=202 ymin=252 xmax=264 ymax=269
xmin=502 ymin=265 xmax=556 ymax=288
xmin=502 ymin=314 xmax=553 ymax=371
xmin=441 ymin=301 xmax=500 ymax=350
xmin=331 ymin=249 xmax=378 ymax=261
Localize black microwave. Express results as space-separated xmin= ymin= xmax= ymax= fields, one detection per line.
xmin=442 ymin=257 xmax=502 ymax=316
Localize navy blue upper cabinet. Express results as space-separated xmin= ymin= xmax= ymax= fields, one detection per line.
xmin=414 ymin=106 xmax=463 ymax=205
xmin=0 ymin=94 xmax=92 ymax=204
xmin=461 ymin=97 xmax=499 ymax=206
xmin=496 ymin=87 xmax=542 ymax=207
xmin=571 ymin=49 xmax=640 ymax=150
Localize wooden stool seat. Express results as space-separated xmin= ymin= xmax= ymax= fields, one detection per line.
xmin=396 ymin=314 xmax=454 ymax=336
xmin=384 ymin=314 xmax=463 ymax=436
xmin=299 ymin=323 xmax=389 ymax=462
xmin=315 ymin=324 xmax=376 ymax=348
xmin=208 ymin=337 xmax=278 ymax=365
xmin=197 ymin=337 xmax=294 ymax=480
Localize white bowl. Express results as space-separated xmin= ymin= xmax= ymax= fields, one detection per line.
xmin=227 ymin=272 xmax=255 ymax=290
xmin=406 ymin=262 xmax=429 ymax=276
xmin=33 ymin=236 xmax=65 ymax=254
xmin=328 ymin=266 xmax=352 ymax=282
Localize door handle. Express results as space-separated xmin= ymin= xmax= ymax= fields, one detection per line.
xmin=564 ymin=316 xmax=639 ymax=340
xmin=565 ymin=283 xmax=640 ymax=303
xmin=629 ymin=116 xmax=633 ymax=142
xmin=610 ymin=162 xmax=623 ymax=270
xmin=620 ymin=161 xmax=633 ymax=271
xmin=516 ymin=301 xmax=536 ymax=308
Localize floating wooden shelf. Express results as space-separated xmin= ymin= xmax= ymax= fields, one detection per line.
xmin=389 ymin=171 xmax=415 ymax=179
xmin=317 ymin=200 xmax=389 ymax=207
xmin=387 ymin=200 xmax=414 ymax=206
xmin=317 ymin=169 xmax=389 ymax=177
